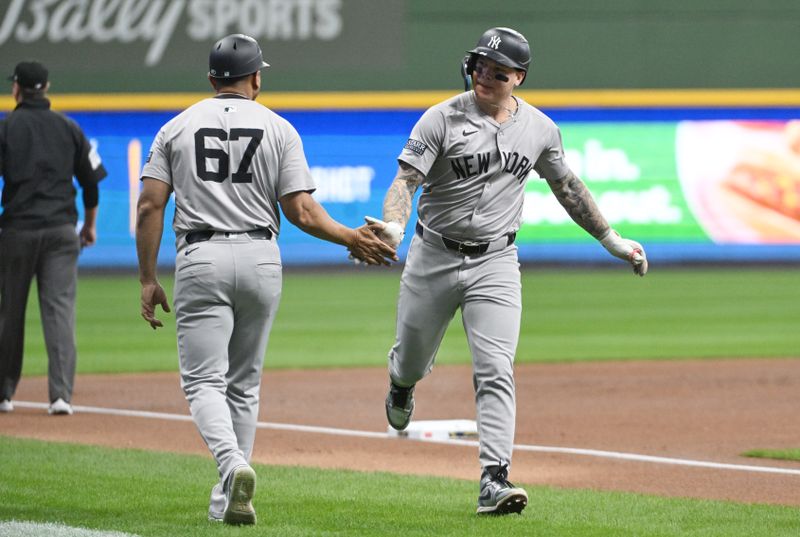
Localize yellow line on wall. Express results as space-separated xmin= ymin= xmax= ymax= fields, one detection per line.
xmin=530 ymin=89 xmax=800 ymax=108
xmin=2 ymin=89 xmax=800 ymax=112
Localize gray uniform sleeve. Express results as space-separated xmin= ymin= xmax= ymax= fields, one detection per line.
xmin=141 ymin=128 xmax=173 ymax=185
xmin=397 ymin=107 xmax=446 ymax=175
xmin=533 ymin=125 xmax=571 ymax=181
xmin=277 ymin=123 xmax=315 ymax=198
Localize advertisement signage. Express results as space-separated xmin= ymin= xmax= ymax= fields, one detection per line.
xmin=0 ymin=0 xmax=405 ymax=92
xmin=521 ymin=123 xmax=704 ymax=242
xmin=3 ymin=109 xmax=799 ymax=267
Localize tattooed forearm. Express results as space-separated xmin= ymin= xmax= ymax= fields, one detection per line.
xmin=546 ymin=170 xmax=610 ymax=240
xmin=383 ymin=162 xmax=424 ymax=226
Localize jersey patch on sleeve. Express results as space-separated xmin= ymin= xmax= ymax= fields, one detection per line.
xmin=88 ymin=139 xmax=103 ymax=169
xmin=404 ymin=138 xmax=428 ymax=156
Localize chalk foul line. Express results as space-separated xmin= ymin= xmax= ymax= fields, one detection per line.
xmin=11 ymin=401 xmax=800 ymax=477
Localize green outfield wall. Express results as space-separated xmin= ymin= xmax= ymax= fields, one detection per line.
xmin=0 ymin=0 xmax=798 ymax=93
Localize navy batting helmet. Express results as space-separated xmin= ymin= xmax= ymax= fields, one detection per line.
xmin=209 ymin=34 xmax=269 ymax=79
xmin=465 ymin=27 xmax=531 ymax=84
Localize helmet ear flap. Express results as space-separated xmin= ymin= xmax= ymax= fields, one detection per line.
xmin=461 ymin=54 xmax=476 ymax=91
xmin=465 ymin=54 xmax=477 ymax=75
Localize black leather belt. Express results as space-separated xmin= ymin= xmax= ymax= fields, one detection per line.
xmin=185 ymin=228 xmax=272 ymax=244
xmin=415 ymin=222 xmax=515 ymax=256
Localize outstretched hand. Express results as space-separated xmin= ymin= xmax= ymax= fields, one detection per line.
xmin=140 ymin=281 xmax=171 ymax=329
xmin=348 ymin=225 xmax=398 ymax=266
xmin=599 ymin=229 xmax=648 ymax=276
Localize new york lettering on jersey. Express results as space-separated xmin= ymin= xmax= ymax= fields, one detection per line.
xmin=449 ymin=151 xmax=534 ymax=182
xmin=500 ymin=151 xmax=534 ymax=183
xmin=450 ymin=152 xmax=491 ymax=179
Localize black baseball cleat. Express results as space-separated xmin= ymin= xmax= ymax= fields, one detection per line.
xmin=385 ymin=381 xmax=415 ymax=431
xmin=476 ymin=465 xmax=528 ymax=515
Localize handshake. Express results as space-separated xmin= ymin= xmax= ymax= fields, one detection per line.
xmin=348 ymin=216 xmax=405 ymax=265
xmin=363 ymin=216 xmax=405 ymax=248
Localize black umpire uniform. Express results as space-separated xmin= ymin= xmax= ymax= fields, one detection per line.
xmin=0 ymin=61 xmax=106 ymax=412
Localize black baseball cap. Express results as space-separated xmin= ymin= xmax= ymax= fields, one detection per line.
xmin=8 ymin=61 xmax=48 ymax=89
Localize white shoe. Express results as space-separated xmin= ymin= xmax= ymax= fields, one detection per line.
xmin=48 ymin=398 xmax=73 ymax=415
xmin=0 ymin=399 xmax=13 ymax=413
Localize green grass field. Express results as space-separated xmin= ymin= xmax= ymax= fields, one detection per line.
xmin=744 ymin=449 xmax=800 ymax=462
xmin=1 ymin=436 xmax=799 ymax=537
xmin=6 ymin=267 xmax=800 ymax=535
xmin=19 ymin=267 xmax=800 ymax=375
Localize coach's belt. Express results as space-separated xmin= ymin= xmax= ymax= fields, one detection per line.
xmin=415 ymin=222 xmax=515 ymax=256
xmin=185 ymin=228 xmax=273 ymax=244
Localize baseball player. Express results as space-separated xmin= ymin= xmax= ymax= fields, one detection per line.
xmin=135 ymin=34 xmax=396 ymax=526
xmin=373 ymin=27 xmax=648 ymax=515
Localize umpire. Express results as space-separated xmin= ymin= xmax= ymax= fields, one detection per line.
xmin=0 ymin=60 xmax=107 ymax=416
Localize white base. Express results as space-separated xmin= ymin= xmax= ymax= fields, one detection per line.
xmin=387 ymin=419 xmax=478 ymax=441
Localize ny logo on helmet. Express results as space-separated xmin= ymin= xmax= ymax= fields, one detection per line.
xmin=488 ymin=36 xmax=502 ymax=49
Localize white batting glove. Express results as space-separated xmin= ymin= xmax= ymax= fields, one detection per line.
xmin=599 ymin=229 xmax=648 ymax=276
xmin=347 ymin=218 xmax=403 ymax=265
xmin=364 ymin=216 xmax=405 ymax=248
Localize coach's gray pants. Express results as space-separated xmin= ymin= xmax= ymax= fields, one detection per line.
xmin=389 ymin=233 xmax=521 ymax=471
xmin=173 ymin=233 xmax=281 ymax=518
xmin=0 ymin=224 xmax=80 ymax=403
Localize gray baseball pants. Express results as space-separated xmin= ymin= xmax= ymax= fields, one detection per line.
xmin=0 ymin=224 xmax=80 ymax=403
xmin=388 ymin=233 xmax=521 ymax=470
xmin=173 ymin=232 xmax=281 ymax=518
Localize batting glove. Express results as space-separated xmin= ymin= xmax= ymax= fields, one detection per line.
xmin=599 ymin=229 xmax=648 ymax=276
xmin=347 ymin=216 xmax=404 ymax=264
xmin=364 ymin=216 xmax=405 ymax=248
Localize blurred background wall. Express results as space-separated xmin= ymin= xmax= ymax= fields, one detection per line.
xmin=1 ymin=0 xmax=799 ymax=267
xmin=1 ymin=0 xmax=800 ymax=92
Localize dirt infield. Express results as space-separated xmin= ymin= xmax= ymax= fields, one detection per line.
xmin=3 ymin=358 xmax=799 ymax=506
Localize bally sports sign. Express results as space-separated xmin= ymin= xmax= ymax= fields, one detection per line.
xmin=0 ymin=0 xmax=404 ymax=92
xmin=0 ymin=0 xmax=344 ymax=66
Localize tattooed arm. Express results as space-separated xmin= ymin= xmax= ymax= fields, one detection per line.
xmin=383 ymin=161 xmax=425 ymax=227
xmin=547 ymin=169 xmax=648 ymax=276
xmin=545 ymin=170 xmax=610 ymax=240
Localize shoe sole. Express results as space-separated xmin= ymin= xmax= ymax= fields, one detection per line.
xmin=476 ymin=491 xmax=528 ymax=515
xmin=223 ymin=467 xmax=257 ymax=525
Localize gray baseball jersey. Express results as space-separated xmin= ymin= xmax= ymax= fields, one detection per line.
xmin=388 ymin=91 xmax=570 ymax=472
xmin=142 ymin=95 xmax=315 ymax=238
xmin=398 ymin=91 xmax=569 ymax=241
xmin=141 ymin=94 xmax=310 ymax=517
